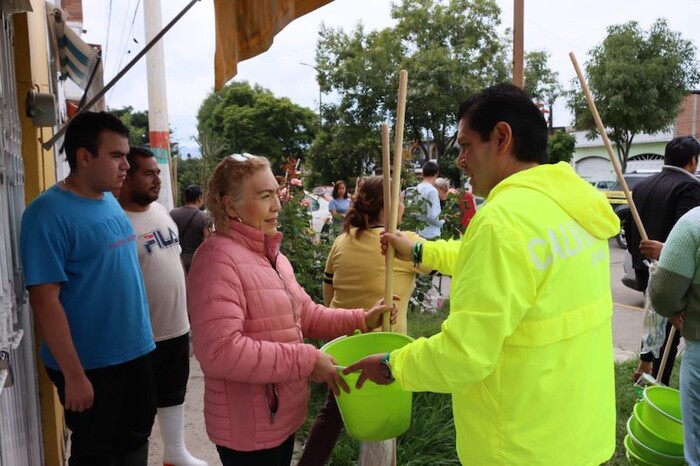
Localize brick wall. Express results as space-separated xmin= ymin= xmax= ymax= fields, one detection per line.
xmin=675 ymin=92 xmax=700 ymax=138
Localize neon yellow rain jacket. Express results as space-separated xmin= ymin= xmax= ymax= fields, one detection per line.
xmin=391 ymin=162 xmax=619 ymax=465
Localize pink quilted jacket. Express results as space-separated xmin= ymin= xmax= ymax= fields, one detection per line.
xmin=187 ymin=221 xmax=369 ymax=451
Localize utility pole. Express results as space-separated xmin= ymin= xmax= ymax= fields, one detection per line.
xmin=144 ymin=0 xmax=175 ymax=210
xmin=513 ymin=0 xmax=524 ymax=88
xmin=300 ymin=62 xmax=322 ymax=126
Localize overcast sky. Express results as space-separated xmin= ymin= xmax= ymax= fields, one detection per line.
xmin=81 ymin=0 xmax=700 ymax=156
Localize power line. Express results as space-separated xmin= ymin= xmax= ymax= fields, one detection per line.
xmin=104 ymin=0 xmax=113 ymax=64
xmin=109 ymin=0 xmax=142 ymax=99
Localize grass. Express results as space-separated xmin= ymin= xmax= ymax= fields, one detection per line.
xmin=298 ymin=308 xmax=680 ymax=465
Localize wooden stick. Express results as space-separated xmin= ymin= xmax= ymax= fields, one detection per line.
xmin=383 ymin=70 xmax=408 ymax=332
xmin=569 ymin=52 xmax=648 ymax=241
xmin=656 ymin=326 xmax=677 ymax=385
xmin=381 ymin=124 xmax=392 ymax=332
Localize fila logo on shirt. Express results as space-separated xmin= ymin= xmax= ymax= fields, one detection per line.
xmin=140 ymin=227 xmax=179 ymax=255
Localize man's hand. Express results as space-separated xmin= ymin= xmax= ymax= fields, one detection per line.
xmin=365 ymin=296 xmax=399 ymax=330
xmin=64 ymin=372 xmax=94 ymax=412
xmin=669 ymin=311 xmax=685 ymax=331
xmin=310 ymin=352 xmax=350 ymax=396
xmin=343 ymin=353 xmax=393 ymax=389
xmin=380 ymin=231 xmax=416 ymax=262
xmin=640 ymin=239 xmax=663 ymax=261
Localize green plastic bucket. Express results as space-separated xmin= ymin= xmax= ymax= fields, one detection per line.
xmin=624 ymin=435 xmax=666 ymax=466
xmin=639 ymin=386 xmax=683 ymax=444
xmin=625 ymin=415 xmax=685 ymax=465
xmin=320 ymin=332 xmax=414 ymax=441
xmin=629 ymin=406 xmax=684 ymax=457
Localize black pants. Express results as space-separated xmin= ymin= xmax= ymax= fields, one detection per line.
xmin=151 ymin=333 xmax=190 ymax=407
xmin=45 ymin=353 xmax=156 ymax=466
xmin=216 ymin=435 xmax=295 ymax=466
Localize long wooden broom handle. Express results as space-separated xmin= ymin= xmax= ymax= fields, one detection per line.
xmin=569 ymin=52 xmax=648 ymax=241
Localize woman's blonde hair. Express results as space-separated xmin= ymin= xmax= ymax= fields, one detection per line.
xmin=206 ymin=154 xmax=270 ymax=232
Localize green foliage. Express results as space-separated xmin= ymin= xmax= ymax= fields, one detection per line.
xmin=567 ymin=19 xmax=699 ymax=172
xmin=110 ymin=106 xmax=149 ymax=147
xmin=524 ymin=50 xmax=563 ymax=128
xmin=196 ymin=81 xmax=317 ymax=174
xmin=547 ymin=130 xmax=576 ymax=164
xmin=306 ymin=0 xmax=509 ymax=184
xmin=277 ymin=187 xmax=330 ymax=303
xmin=440 ymin=190 xmax=466 ymax=240
xmin=109 ymin=106 xmax=180 ymax=157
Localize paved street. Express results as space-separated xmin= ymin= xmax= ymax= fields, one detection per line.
xmin=609 ymin=239 xmax=645 ymax=361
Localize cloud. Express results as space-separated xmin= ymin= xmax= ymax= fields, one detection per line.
xmin=83 ymin=0 xmax=700 ymax=153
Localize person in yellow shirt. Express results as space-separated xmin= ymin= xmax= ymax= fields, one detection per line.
xmin=346 ymin=83 xmax=619 ymax=465
xmin=299 ymin=176 xmax=430 ymax=465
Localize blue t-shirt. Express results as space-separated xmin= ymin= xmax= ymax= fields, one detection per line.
xmin=20 ymin=185 xmax=154 ymax=370
xmin=329 ymin=197 xmax=351 ymax=224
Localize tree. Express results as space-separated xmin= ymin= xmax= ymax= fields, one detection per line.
xmin=547 ymin=130 xmax=575 ymax=164
xmin=524 ymin=50 xmax=563 ymax=130
xmin=109 ymin=106 xmax=180 ymax=157
xmin=306 ymin=0 xmax=509 ymax=185
xmin=196 ymin=81 xmax=317 ymax=174
xmin=567 ymin=19 xmax=699 ymax=173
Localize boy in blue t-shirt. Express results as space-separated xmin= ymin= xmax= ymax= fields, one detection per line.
xmin=20 ymin=112 xmax=156 ymax=465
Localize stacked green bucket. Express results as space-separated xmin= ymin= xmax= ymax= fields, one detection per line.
xmin=625 ymin=386 xmax=685 ymax=465
xmin=320 ymin=332 xmax=414 ymax=441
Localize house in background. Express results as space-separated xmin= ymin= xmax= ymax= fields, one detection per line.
xmin=572 ymin=90 xmax=700 ymax=181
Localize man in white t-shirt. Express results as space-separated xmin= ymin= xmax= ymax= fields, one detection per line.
xmin=416 ymin=160 xmax=444 ymax=239
xmin=119 ymin=147 xmax=207 ymax=466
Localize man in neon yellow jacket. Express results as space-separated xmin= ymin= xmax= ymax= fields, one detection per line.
xmin=346 ymin=83 xmax=619 ymax=465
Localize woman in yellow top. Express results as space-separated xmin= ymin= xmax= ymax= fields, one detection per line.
xmin=298 ymin=176 xmax=430 ymax=465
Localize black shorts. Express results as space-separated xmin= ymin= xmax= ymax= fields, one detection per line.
xmin=151 ymin=332 xmax=190 ymax=407
xmin=46 ymin=353 xmax=156 ymax=463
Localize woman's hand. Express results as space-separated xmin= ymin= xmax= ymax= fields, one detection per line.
xmin=310 ymin=352 xmax=350 ymax=396
xmin=365 ymin=296 xmax=399 ymax=330
xmin=380 ymin=230 xmax=415 ymax=261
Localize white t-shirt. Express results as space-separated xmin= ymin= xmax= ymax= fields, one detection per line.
xmin=126 ymin=202 xmax=190 ymax=341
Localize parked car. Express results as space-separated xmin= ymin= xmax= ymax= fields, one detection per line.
xmin=590 ymin=180 xmax=616 ymax=190
xmin=303 ymin=191 xmax=331 ymax=233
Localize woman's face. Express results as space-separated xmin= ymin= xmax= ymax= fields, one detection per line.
xmin=336 ymin=184 xmax=346 ymax=198
xmin=227 ymin=167 xmax=281 ymax=237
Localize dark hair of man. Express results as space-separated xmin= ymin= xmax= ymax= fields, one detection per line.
xmin=343 ymin=176 xmax=384 ymax=238
xmin=126 ymin=146 xmax=155 ymax=176
xmin=184 ymin=185 xmax=203 ymax=203
xmin=332 ymin=180 xmax=348 ymax=199
xmin=664 ymin=136 xmax=700 ymax=168
xmin=422 ymin=161 xmax=439 ymax=177
xmin=456 ymin=83 xmax=548 ymax=164
xmin=64 ymin=111 xmax=130 ymax=171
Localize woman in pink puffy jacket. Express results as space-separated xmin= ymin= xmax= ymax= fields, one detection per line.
xmin=187 ymin=154 xmax=394 ymax=466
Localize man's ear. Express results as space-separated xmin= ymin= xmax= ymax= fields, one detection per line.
xmin=492 ymin=121 xmax=513 ymax=155
xmin=74 ymin=147 xmax=92 ymax=169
